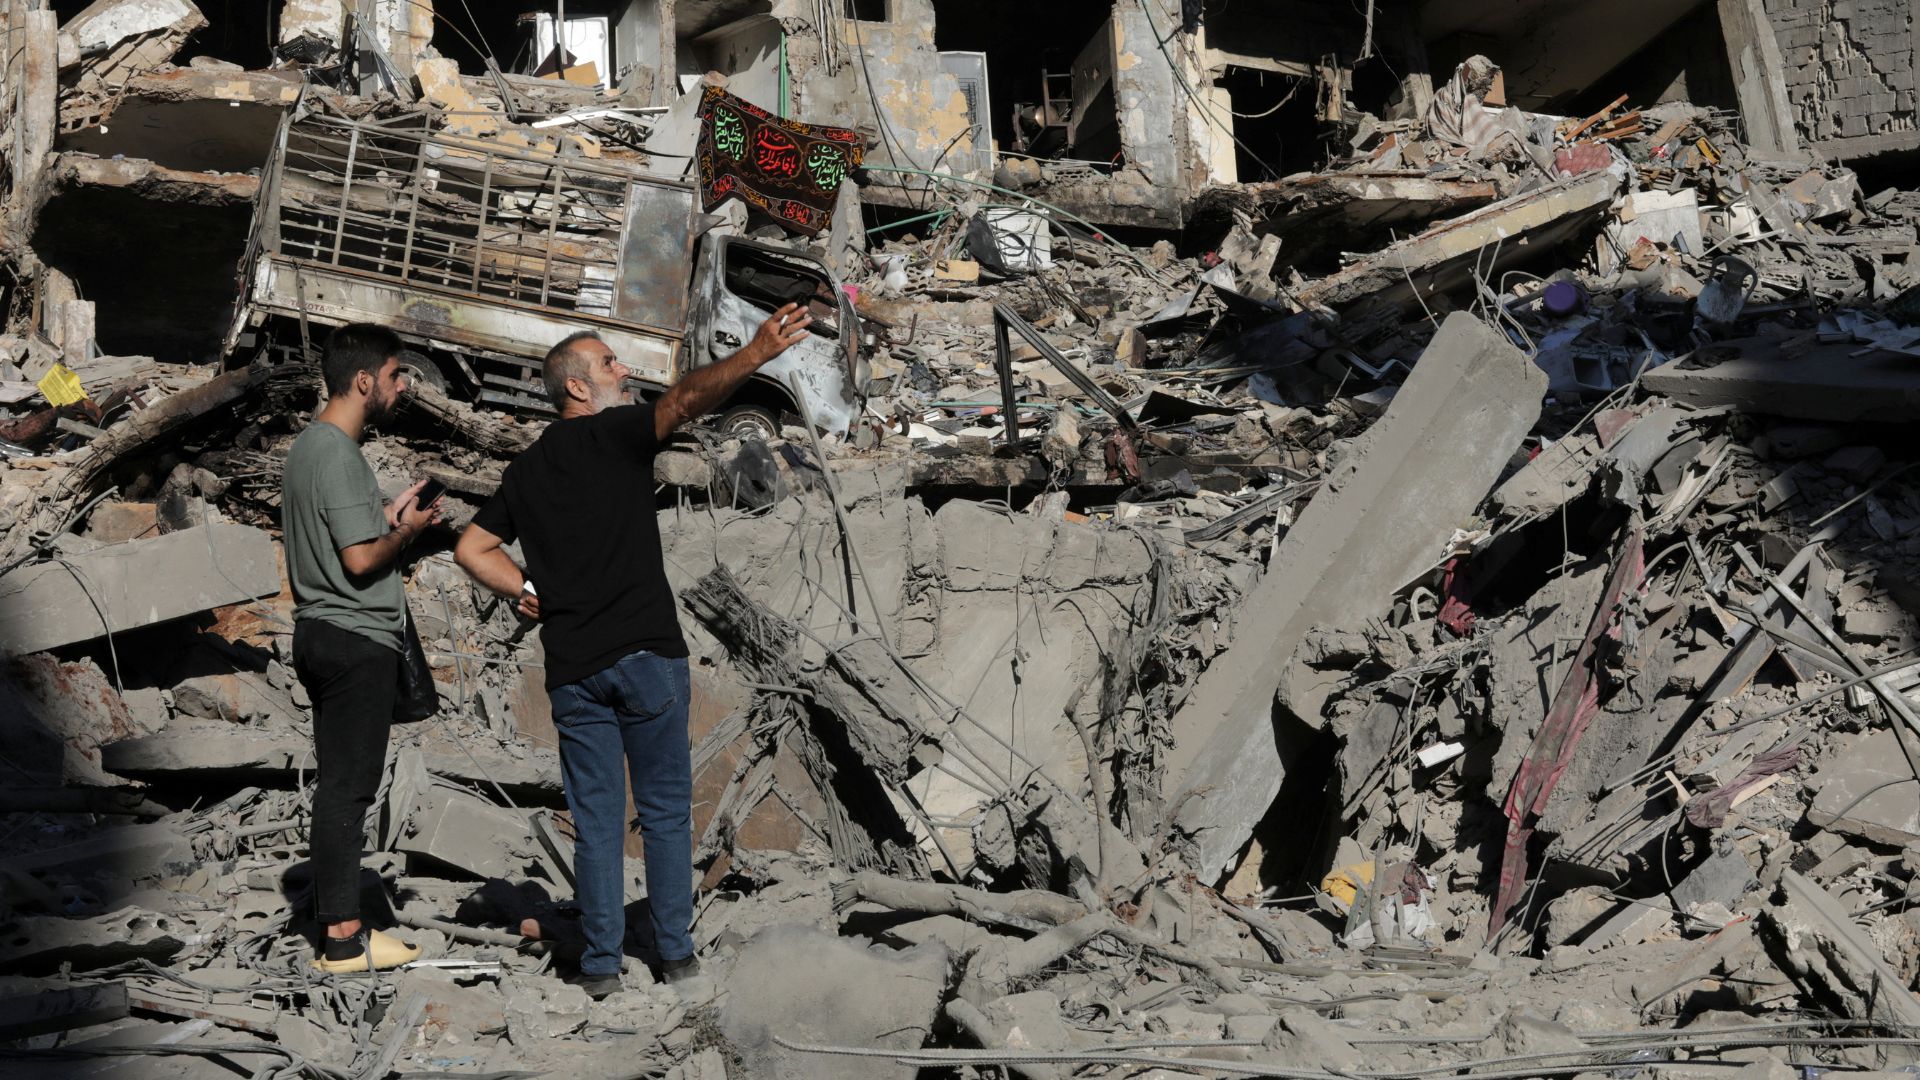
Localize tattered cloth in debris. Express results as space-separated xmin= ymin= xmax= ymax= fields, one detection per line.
xmin=696 ymin=87 xmax=862 ymax=236
xmin=1429 ymin=56 xmax=1516 ymax=153
xmin=1684 ymin=745 xmax=1803 ymax=829
xmin=1489 ymin=529 xmax=1647 ymax=937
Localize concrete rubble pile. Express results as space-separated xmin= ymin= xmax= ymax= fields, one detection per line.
xmin=4 ymin=1 xmax=1920 ymax=1078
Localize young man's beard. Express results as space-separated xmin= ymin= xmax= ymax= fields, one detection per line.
xmin=367 ymin=388 xmax=400 ymax=425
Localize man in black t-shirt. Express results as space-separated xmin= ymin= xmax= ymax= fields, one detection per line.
xmin=454 ymin=302 xmax=812 ymax=999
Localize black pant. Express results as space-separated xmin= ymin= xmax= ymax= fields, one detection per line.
xmin=293 ymin=619 xmax=399 ymax=925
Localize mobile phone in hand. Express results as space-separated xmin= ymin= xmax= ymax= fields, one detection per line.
xmin=416 ymin=478 xmax=447 ymax=508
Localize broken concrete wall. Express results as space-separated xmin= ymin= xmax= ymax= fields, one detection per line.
xmin=657 ymin=467 xmax=1163 ymax=874
xmin=56 ymin=0 xmax=207 ymax=96
xmin=974 ymin=0 xmax=1212 ymax=228
xmin=783 ymin=0 xmax=981 ymax=202
xmin=1762 ymin=0 xmax=1918 ymax=157
xmin=774 ymin=0 xmax=1209 ymax=227
xmin=695 ymin=15 xmax=785 ymax=123
xmin=904 ymin=499 xmax=1157 ymax=870
xmin=1720 ymin=0 xmax=1802 ymax=155
xmin=612 ymin=0 xmax=670 ymax=104
xmin=368 ymin=0 xmax=434 ymax=83
xmin=1104 ymin=0 xmax=1212 ymax=225
xmin=0 ymin=523 xmax=282 ymax=656
xmin=276 ymin=0 xmax=426 ymax=79
xmin=278 ymin=0 xmax=345 ymax=52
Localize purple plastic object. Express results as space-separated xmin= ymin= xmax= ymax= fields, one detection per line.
xmin=1543 ymin=280 xmax=1586 ymax=316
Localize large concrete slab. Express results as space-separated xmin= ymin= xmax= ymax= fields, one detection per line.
xmin=1807 ymin=727 xmax=1920 ymax=846
xmin=1763 ymin=869 xmax=1920 ymax=1034
xmin=0 ymin=523 xmax=280 ymax=656
xmin=1296 ymin=173 xmax=1617 ymax=311
xmin=1641 ymin=338 xmax=1920 ymax=423
xmin=1163 ymin=312 xmax=1546 ymax=882
xmin=1196 ymin=172 xmax=1500 ymax=270
xmin=102 ymin=722 xmax=564 ymax=797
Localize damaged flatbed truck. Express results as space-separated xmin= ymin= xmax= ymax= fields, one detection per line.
xmin=224 ymin=111 xmax=868 ymax=435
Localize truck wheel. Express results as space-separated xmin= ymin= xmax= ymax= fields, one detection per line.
xmin=398 ymin=351 xmax=450 ymax=396
xmin=718 ymin=403 xmax=781 ymax=442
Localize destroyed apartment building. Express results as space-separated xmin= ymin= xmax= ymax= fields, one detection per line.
xmin=6 ymin=0 xmax=1920 ymax=1076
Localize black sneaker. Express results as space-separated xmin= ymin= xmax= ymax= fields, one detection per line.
xmin=659 ymin=957 xmax=716 ymax=1004
xmin=566 ymin=971 xmax=622 ymax=1000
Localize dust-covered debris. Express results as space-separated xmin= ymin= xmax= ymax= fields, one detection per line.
xmin=4 ymin=2 xmax=1920 ymax=1078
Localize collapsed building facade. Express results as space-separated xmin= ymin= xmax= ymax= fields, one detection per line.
xmin=4 ymin=1 xmax=1920 ymax=1078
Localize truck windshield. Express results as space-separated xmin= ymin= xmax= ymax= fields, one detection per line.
xmin=723 ymin=246 xmax=840 ymax=340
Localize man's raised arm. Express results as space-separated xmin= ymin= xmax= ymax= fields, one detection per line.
xmin=653 ymin=303 xmax=813 ymax=442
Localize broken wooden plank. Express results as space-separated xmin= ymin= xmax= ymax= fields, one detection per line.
xmin=1561 ymin=94 xmax=1629 ymax=141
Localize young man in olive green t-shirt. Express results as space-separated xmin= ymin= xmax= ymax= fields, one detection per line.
xmin=281 ymin=324 xmax=441 ymax=974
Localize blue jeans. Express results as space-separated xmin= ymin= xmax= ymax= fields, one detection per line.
xmin=548 ymin=650 xmax=694 ymax=975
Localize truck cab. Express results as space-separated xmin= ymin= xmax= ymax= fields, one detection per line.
xmin=226 ymin=110 xmax=866 ymax=434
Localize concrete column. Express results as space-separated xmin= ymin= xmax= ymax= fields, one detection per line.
xmin=657 ymin=0 xmax=678 ymax=106
xmin=10 ymin=10 xmax=58 ymax=234
xmin=388 ymin=0 xmax=435 ymax=84
xmin=1717 ymin=0 xmax=1801 ymax=155
xmin=41 ymin=268 xmax=96 ymax=367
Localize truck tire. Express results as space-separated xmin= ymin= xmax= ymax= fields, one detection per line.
xmin=397 ymin=351 xmax=451 ymax=396
xmin=717 ymin=403 xmax=781 ymax=442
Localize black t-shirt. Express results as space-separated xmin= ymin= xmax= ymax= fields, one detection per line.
xmin=473 ymin=403 xmax=689 ymax=690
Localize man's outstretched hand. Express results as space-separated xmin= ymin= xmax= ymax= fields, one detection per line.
xmin=750 ymin=302 xmax=813 ymax=358
xmin=653 ymin=301 xmax=818 ymax=441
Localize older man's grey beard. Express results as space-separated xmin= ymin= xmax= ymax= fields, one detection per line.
xmin=589 ymin=382 xmax=633 ymax=412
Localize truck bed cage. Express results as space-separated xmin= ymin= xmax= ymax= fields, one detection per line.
xmin=267 ymin=113 xmax=656 ymax=316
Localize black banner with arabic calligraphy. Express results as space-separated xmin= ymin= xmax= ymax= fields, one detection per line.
xmin=695 ymin=86 xmax=863 ymax=237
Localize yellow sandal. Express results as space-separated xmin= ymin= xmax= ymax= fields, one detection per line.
xmin=310 ymin=928 xmax=421 ymax=973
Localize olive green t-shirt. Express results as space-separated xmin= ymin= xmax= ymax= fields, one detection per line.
xmin=281 ymin=421 xmax=404 ymax=652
